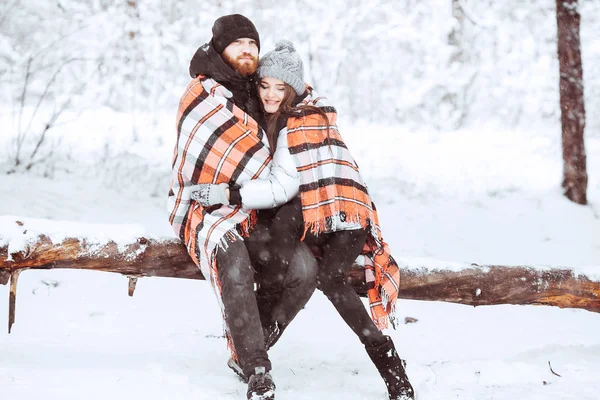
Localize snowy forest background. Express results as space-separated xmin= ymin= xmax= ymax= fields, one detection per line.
xmin=1 ymin=2 xmax=600 ymax=400
xmin=1 ymin=0 xmax=600 ymax=173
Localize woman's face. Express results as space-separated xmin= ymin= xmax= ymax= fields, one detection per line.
xmin=258 ymin=77 xmax=286 ymax=114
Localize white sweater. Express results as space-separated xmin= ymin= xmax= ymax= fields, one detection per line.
xmin=239 ymin=128 xmax=300 ymax=209
xmin=238 ymin=127 xmax=362 ymax=231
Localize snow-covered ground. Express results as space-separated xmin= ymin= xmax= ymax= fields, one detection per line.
xmin=1 ymin=110 xmax=599 ymax=399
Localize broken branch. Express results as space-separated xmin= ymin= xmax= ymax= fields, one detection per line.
xmin=9 ymin=269 xmax=21 ymax=333
xmin=548 ymin=361 xmax=562 ymax=377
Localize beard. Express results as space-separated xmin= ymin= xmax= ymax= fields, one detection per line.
xmin=223 ymin=53 xmax=258 ymax=76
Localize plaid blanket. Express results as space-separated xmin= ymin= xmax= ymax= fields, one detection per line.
xmin=168 ymin=74 xmax=272 ymax=289
xmin=287 ymin=90 xmax=401 ymax=329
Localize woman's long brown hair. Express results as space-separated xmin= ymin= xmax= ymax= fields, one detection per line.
xmin=263 ymin=83 xmax=331 ymax=155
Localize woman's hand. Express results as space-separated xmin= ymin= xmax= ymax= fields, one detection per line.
xmin=189 ymin=183 xmax=230 ymax=206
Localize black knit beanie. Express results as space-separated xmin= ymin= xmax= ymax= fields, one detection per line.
xmin=211 ymin=14 xmax=260 ymax=54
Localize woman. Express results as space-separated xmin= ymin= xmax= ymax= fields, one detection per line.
xmin=193 ymin=41 xmax=415 ymax=400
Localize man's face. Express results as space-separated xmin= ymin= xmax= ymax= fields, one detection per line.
xmin=222 ymin=38 xmax=259 ymax=76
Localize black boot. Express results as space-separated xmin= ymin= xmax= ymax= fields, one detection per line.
xmin=227 ymin=357 xmax=247 ymax=383
xmin=226 ymin=321 xmax=282 ymax=385
xmin=246 ymin=367 xmax=276 ymax=400
xmin=365 ymin=336 xmax=415 ymax=400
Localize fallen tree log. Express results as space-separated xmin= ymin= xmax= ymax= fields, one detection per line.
xmin=1 ymin=217 xmax=599 ymax=333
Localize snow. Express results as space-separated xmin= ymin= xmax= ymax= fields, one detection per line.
xmin=0 ymin=216 xmax=155 ymax=260
xmin=2 ymin=2 xmax=600 ymax=397
xmin=1 ymin=110 xmax=599 ymax=399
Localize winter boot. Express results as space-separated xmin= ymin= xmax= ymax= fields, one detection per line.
xmin=365 ymin=336 xmax=415 ymax=400
xmin=226 ymin=321 xmax=281 ymax=383
xmin=246 ymin=367 xmax=276 ymax=400
xmin=227 ymin=357 xmax=247 ymax=383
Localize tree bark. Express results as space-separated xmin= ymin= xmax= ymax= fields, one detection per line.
xmin=2 ymin=234 xmax=599 ymax=313
xmin=556 ymin=0 xmax=588 ymax=205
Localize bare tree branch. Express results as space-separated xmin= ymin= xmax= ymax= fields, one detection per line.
xmin=15 ymin=57 xmax=33 ymax=167
xmin=22 ymin=58 xmax=86 ymax=137
xmin=458 ymin=0 xmax=499 ymax=29
xmin=548 ymin=361 xmax=562 ymax=377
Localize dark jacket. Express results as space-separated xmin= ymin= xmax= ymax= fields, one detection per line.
xmin=189 ymin=43 xmax=262 ymax=122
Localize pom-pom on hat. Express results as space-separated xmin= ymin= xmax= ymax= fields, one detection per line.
xmin=211 ymin=14 xmax=260 ymax=54
xmin=257 ymin=40 xmax=305 ymax=95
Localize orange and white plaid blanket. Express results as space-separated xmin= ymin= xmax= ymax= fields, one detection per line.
xmin=168 ymin=74 xmax=274 ymax=362
xmin=168 ymin=74 xmax=272 ymax=285
xmin=286 ymin=90 xmax=401 ymax=329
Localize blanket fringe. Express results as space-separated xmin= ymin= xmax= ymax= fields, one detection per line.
xmin=214 ymin=210 xmax=258 ymax=253
xmin=374 ymin=314 xmax=389 ymax=330
xmin=372 ymin=296 xmax=398 ymax=330
xmin=301 ymin=211 xmax=369 ymax=240
xmin=375 ymin=280 xmax=399 ymax=330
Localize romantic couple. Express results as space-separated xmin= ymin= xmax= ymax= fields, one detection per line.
xmin=167 ymin=14 xmax=415 ymax=400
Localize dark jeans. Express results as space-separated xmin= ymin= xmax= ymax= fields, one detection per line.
xmin=268 ymin=198 xmax=386 ymax=347
xmin=311 ymin=228 xmax=385 ymax=346
xmin=244 ymin=209 xmax=308 ymax=344
xmin=215 ymin=212 xmax=318 ymax=378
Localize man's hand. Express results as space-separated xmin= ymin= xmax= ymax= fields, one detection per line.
xmin=188 ymin=183 xmax=230 ymax=206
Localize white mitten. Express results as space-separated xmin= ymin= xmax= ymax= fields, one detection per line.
xmin=189 ymin=183 xmax=229 ymax=206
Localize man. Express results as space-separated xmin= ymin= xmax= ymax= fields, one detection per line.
xmin=167 ymin=14 xmax=318 ymax=400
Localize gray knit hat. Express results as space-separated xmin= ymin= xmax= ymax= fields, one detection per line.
xmin=257 ymin=40 xmax=305 ymax=95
